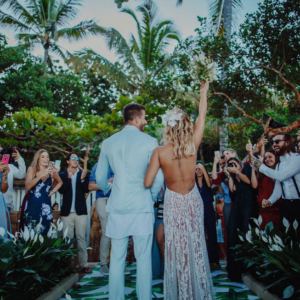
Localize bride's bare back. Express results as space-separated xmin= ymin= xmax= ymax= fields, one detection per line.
xmin=144 ymin=80 xmax=209 ymax=194
xmin=158 ymin=144 xmax=197 ymax=195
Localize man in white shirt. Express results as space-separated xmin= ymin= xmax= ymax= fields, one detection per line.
xmin=96 ymin=103 xmax=164 ymax=300
xmin=253 ymin=132 xmax=300 ymax=238
xmin=6 ymin=149 xmax=26 ymax=211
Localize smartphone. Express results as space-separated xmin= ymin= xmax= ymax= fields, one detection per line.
xmin=214 ymin=150 xmax=220 ymax=157
xmin=55 ymin=160 xmax=61 ymax=170
xmin=1 ymin=154 xmax=10 ymax=165
xmin=12 ymin=147 xmax=17 ymax=153
xmin=263 ymin=132 xmax=269 ymax=141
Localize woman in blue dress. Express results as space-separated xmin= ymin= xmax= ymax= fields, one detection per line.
xmin=23 ymin=149 xmax=62 ymax=234
xmin=0 ymin=162 xmax=11 ymax=238
xmin=195 ymin=162 xmax=220 ymax=267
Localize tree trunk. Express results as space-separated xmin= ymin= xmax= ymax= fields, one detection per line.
xmin=219 ymin=0 xmax=232 ymax=152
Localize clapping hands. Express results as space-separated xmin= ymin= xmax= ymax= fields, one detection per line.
xmin=262 ymin=199 xmax=271 ymax=208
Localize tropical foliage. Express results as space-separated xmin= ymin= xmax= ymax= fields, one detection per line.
xmin=0 ymin=0 xmax=105 ymax=67
xmin=235 ymin=217 xmax=300 ymax=299
xmin=70 ymin=0 xmax=181 ymax=91
xmin=0 ymin=222 xmax=76 ymax=300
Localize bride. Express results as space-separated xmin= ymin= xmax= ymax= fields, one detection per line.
xmin=144 ymin=80 xmax=215 ymax=300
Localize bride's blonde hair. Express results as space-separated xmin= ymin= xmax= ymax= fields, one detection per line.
xmin=162 ymin=108 xmax=196 ymax=159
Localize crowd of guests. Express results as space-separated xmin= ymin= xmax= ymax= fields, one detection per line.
xmin=0 ymin=130 xmax=300 ymax=281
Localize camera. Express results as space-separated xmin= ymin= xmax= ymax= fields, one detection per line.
xmin=227 ymin=162 xmax=235 ymax=168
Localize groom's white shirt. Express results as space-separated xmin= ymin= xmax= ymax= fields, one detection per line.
xmin=96 ymin=125 xmax=164 ymax=237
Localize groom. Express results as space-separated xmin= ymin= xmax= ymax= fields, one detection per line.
xmin=96 ymin=103 xmax=164 ymax=300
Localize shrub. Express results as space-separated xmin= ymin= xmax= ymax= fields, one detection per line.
xmin=0 ymin=220 xmax=77 ymax=300
xmin=235 ymin=216 xmax=300 ymax=299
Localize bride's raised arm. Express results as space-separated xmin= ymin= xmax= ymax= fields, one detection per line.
xmin=194 ymin=80 xmax=209 ymax=149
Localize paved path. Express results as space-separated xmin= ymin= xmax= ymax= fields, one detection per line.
xmin=61 ymin=261 xmax=261 ymax=299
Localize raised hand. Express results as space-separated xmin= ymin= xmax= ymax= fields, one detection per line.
xmin=246 ymin=140 xmax=253 ymax=153
xmin=200 ymin=79 xmax=209 ymax=92
xmin=251 ymin=156 xmax=263 ymax=168
xmin=80 ymin=170 xmax=87 ymax=181
xmin=12 ymin=149 xmax=21 ymax=160
xmin=262 ymin=199 xmax=271 ymax=208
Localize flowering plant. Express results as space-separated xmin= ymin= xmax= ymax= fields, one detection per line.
xmin=0 ymin=220 xmax=76 ymax=300
xmin=189 ymin=51 xmax=218 ymax=83
xmin=234 ymin=217 xmax=300 ymax=299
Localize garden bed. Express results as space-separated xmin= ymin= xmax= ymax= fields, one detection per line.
xmin=36 ymin=273 xmax=79 ymax=300
xmin=242 ymin=274 xmax=281 ymax=300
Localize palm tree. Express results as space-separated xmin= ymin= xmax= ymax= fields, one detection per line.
xmin=0 ymin=0 xmax=106 ymax=66
xmin=70 ymin=0 xmax=181 ymax=90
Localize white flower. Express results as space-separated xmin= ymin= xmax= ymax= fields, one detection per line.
xmin=262 ymin=235 xmax=268 ymax=243
xmin=255 ymin=228 xmax=260 ymax=236
xmin=65 ymin=294 xmax=72 ymax=300
xmin=63 ymin=227 xmax=68 ymax=240
xmin=252 ymin=218 xmax=259 ymax=226
xmin=57 ymin=219 xmax=63 ymax=232
xmin=274 ymin=235 xmax=285 ymax=248
xmin=41 ymin=203 xmax=51 ymax=217
xmin=246 ymin=231 xmax=252 ymax=244
xmin=293 ymin=220 xmax=298 ymax=231
xmin=272 ymin=244 xmax=282 ymax=251
xmin=47 ymin=227 xmax=53 ymax=238
xmin=23 ymin=226 xmax=30 ymax=242
xmin=283 ymin=217 xmax=290 ymax=228
xmin=34 ymin=191 xmax=41 ymax=198
xmin=30 ymin=229 xmax=35 ymax=240
xmin=47 ymin=213 xmax=53 ymax=221
xmin=39 ymin=234 xmax=44 ymax=244
xmin=23 ymin=247 xmax=29 ymax=256
xmin=33 ymin=233 xmax=38 ymax=244
xmin=258 ymin=215 xmax=263 ymax=226
xmin=7 ymin=231 xmax=16 ymax=242
xmin=0 ymin=228 xmax=5 ymax=238
xmin=268 ymin=236 xmax=273 ymax=244
xmin=268 ymin=246 xmax=274 ymax=251
xmin=248 ymin=224 xmax=252 ymax=231
xmin=162 ymin=111 xmax=183 ymax=128
xmin=238 ymin=235 xmax=244 ymax=242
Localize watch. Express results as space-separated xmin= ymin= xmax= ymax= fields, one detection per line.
xmin=236 ymin=171 xmax=240 ymax=176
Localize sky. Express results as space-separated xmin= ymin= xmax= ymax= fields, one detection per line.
xmin=3 ymin=0 xmax=261 ymax=64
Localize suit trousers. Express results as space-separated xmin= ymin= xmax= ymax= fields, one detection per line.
xmin=95 ymin=197 xmax=111 ymax=265
xmin=61 ymin=213 xmax=88 ymax=268
xmin=109 ymin=234 xmax=153 ymax=300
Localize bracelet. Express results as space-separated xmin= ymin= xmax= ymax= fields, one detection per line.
xmin=200 ymin=89 xmax=208 ymax=92
xmin=236 ymin=171 xmax=240 ymax=176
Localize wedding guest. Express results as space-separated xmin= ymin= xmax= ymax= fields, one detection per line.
xmin=212 ymin=154 xmax=232 ymax=230
xmin=216 ymin=196 xmax=226 ymax=259
xmin=59 ymin=152 xmax=91 ymax=273
xmin=89 ymin=163 xmax=121 ymax=275
xmin=195 ymin=162 xmax=219 ymax=267
xmin=24 ymin=149 xmax=62 ymax=234
xmin=254 ymin=132 xmax=300 ymax=240
xmin=52 ymin=202 xmax=59 ymax=211
xmin=226 ymin=157 xmax=256 ymax=282
xmin=0 ymin=147 xmax=26 ymax=211
xmin=297 ymin=139 xmax=300 ymax=155
xmin=251 ymin=149 xmax=281 ymax=229
xmin=0 ymin=163 xmax=11 ymax=238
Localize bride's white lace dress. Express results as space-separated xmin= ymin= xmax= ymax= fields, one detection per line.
xmin=164 ymin=184 xmax=215 ymax=300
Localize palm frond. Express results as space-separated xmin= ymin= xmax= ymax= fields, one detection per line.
xmin=129 ymin=34 xmax=140 ymax=54
xmin=17 ymin=32 xmax=40 ymax=43
xmin=0 ymin=10 xmax=33 ymax=32
xmin=155 ymin=24 xmax=181 ymax=52
xmin=101 ymin=28 xmax=143 ymax=76
xmin=68 ymin=48 xmax=134 ymax=90
xmin=57 ymin=20 xmax=106 ymax=41
xmin=120 ymin=8 xmax=142 ymax=42
xmin=0 ymin=0 xmax=38 ymax=28
xmin=54 ymin=0 xmax=82 ymax=27
xmin=50 ymin=43 xmax=69 ymax=62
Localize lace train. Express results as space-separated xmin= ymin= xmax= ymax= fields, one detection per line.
xmin=164 ymin=185 xmax=215 ymax=300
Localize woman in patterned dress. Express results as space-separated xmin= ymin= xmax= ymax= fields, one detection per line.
xmin=24 ymin=149 xmax=62 ymax=234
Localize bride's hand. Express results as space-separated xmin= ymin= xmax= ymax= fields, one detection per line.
xmin=201 ymin=79 xmax=209 ymax=92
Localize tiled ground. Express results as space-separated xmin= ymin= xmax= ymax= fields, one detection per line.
xmin=61 ymin=262 xmax=261 ymax=300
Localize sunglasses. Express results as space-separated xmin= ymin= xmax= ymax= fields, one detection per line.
xmin=271 ymin=139 xmax=284 ymax=145
xmin=70 ymin=157 xmax=80 ymax=161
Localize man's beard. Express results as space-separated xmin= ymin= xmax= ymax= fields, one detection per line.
xmin=277 ymin=144 xmax=287 ymax=156
xmin=139 ymin=124 xmax=144 ymax=132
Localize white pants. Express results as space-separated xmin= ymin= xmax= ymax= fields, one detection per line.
xmin=95 ymin=197 xmax=111 ymax=265
xmin=109 ymin=234 xmax=153 ymax=300
xmin=61 ymin=213 xmax=88 ymax=268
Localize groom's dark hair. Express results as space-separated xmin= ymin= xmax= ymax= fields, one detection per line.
xmin=123 ymin=103 xmax=146 ymax=124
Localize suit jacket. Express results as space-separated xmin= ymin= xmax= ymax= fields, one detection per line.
xmin=96 ymin=125 xmax=164 ymax=214
xmin=58 ymin=170 xmax=90 ymax=216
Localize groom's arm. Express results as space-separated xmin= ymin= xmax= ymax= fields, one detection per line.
xmin=96 ymin=143 xmax=110 ymax=194
xmin=147 ymin=139 xmax=164 ymax=201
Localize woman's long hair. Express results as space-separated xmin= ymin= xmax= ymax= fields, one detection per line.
xmin=257 ymin=149 xmax=278 ymax=182
xmin=162 ymin=108 xmax=195 ymax=159
xmin=30 ymin=149 xmax=49 ymax=177
xmin=195 ymin=162 xmax=209 ymax=188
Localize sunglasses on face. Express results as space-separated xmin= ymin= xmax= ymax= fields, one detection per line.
xmin=271 ymin=139 xmax=285 ymax=145
xmin=70 ymin=157 xmax=80 ymax=161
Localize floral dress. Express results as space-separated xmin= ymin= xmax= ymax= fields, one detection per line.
xmin=23 ymin=177 xmax=53 ymax=234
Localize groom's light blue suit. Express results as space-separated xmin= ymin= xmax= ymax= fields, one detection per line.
xmin=96 ymin=125 xmax=164 ymax=300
